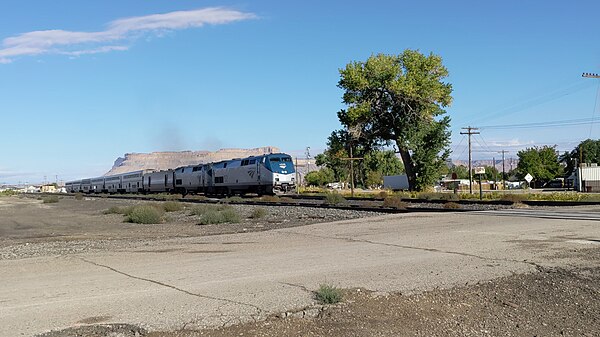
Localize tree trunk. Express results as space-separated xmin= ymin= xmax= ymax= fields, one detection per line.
xmin=397 ymin=143 xmax=417 ymax=191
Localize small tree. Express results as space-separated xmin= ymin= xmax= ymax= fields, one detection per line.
xmin=305 ymin=168 xmax=335 ymax=187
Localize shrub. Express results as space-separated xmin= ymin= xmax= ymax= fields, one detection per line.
xmin=221 ymin=208 xmax=242 ymax=223
xmin=249 ymin=207 xmax=268 ymax=219
xmin=189 ymin=204 xmax=231 ymax=216
xmin=162 ymin=201 xmax=183 ymax=212
xmin=260 ymin=195 xmax=280 ymax=202
xmin=103 ymin=206 xmax=127 ymax=214
xmin=154 ymin=193 xmax=180 ymax=200
xmin=378 ymin=191 xmax=389 ymax=199
xmin=223 ymin=196 xmax=244 ymax=203
xmin=419 ymin=192 xmax=459 ymax=201
xmin=382 ymin=196 xmax=407 ymax=209
xmin=42 ymin=195 xmax=60 ymax=203
xmin=74 ymin=193 xmax=84 ymax=200
xmin=126 ymin=205 xmax=164 ymax=224
xmin=324 ymin=192 xmax=346 ymax=205
xmin=0 ymin=190 xmax=16 ymax=197
xmin=443 ymin=202 xmax=461 ymax=209
xmin=198 ymin=208 xmax=241 ymax=225
xmin=315 ymin=284 xmax=343 ymax=304
xmin=500 ymin=194 xmax=528 ymax=203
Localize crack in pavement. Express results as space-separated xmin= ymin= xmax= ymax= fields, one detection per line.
xmin=282 ymin=230 xmax=544 ymax=270
xmin=279 ymin=282 xmax=313 ymax=294
xmin=75 ymin=257 xmax=264 ymax=314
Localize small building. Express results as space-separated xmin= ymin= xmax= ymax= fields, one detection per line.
xmin=41 ymin=185 xmax=57 ymax=193
xmin=573 ymin=164 xmax=600 ymax=192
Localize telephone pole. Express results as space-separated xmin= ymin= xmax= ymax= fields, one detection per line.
xmin=460 ymin=126 xmax=480 ymax=193
xmin=498 ymin=150 xmax=509 ymax=190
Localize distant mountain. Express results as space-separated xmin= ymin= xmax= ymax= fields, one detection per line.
xmin=105 ymin=147 xmax=279 ymax=176
xmin=451 ymin=158 xmax=519 ymax=172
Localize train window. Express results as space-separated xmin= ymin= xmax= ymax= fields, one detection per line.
xmin=215 ymin=177 xmax=224 ymax=183
xmin=241 ymin=160 xmax=248 ymax=166
xmin=249 ymin=159 xmax=256 ymax=164
xmin=176 ymin=179 xmax=182 ymax=185
xmin=223 ymin=163 xmax=227 ymax=168
xmin=282 ymin=157 xmax=292 ymax=162
xmin=269 ymin=157 xmax=281 ymax=162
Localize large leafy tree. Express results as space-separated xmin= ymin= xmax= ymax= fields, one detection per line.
xmin=516 ymin=146 xmax=562 ymax=187
xmin=337 ymin=50 xmax=452 ymax=191
xmin=560 ymin=139 xmax=600 ymax=176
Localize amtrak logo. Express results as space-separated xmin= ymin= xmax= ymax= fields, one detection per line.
xmin=248 ymin=170 xmax=255 ymax=178
xmin=279 ymin=163 xmax=286 ymax=169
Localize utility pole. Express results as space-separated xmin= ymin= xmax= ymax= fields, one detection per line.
xmin=338 ymin=153 xmax=363 ymax=197
xmin=498 ymin=150 xmax=509 ymax=190
xmin=492 ymin=156 xmax=497 ymax=189
xmin=460 ymin=126 xmax=480 ymax=193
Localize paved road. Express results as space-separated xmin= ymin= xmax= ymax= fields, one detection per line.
xmin=1 ymin=211 xmax=599 ymax=336
xmin=474 ymin=207 xmax=600 ymax=221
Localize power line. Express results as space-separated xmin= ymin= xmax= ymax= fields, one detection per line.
xmin=458 ymin=80 xmax=595 ymax=125
xmin=480 ymin=117 xmax=600 ymax=130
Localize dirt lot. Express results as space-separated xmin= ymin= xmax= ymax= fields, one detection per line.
xmin=2 ymin=195 xmax=599 ymax=337
xmin=0 ymin=195 xmax=378 ymax=259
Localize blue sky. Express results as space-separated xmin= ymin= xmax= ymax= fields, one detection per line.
xmin=1 ymin=1 xmax=599 ymax=184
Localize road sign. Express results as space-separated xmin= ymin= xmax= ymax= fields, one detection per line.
xmin=474 ymin=167 xmax=486 ymax=175
xmin=524 ymin=173 xmax=533 ymax=183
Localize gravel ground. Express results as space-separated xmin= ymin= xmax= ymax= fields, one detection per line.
xmin=0 ymin=196 xmax=381 ymax=260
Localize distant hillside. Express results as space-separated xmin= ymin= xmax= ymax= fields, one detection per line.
xmin=105 ymin=147 xmax=279 ymax=176
xmin=451 ymin=158 xmax=519 ymax=172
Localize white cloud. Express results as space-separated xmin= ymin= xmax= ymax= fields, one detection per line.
xmin=0 ymin=7 xmax=256 ymax=63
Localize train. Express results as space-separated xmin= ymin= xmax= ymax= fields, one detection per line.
xmin=65 ymin=152 xmax=296 ymax=196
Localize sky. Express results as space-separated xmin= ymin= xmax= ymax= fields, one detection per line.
xmin=1 ymin=0 xmax=599 ymax=184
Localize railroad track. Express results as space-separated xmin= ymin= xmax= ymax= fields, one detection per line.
xmin=56 ymin=193 xmax=470 ymax=214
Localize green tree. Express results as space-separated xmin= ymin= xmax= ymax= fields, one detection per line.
xmin=337 ymin=50 xmax=452 ymax=191
xmin=560 ymin=139 xmax=600 ymax=176
xmin=516 ymin=146 xmax=562 ymax=188
xmin=483 ymin=165 xmax=499 ymax=181
xmin=447 ymin=165 xmax=469 ymax=179
xmin=305 ymin=168 xmax=335 ymax=187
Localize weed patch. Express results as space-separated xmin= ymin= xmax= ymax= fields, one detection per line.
xmin=315 ymin=284 xmax=343 ymax=304
xmin=74 ymin=193 xmax=84 ymax=200
xmin=260 ymin=195 xmax=280 ymax=202
xmin=500 ymin=194 xmax=528 ymax=203
xmin=198 ymin=208 xmax=241 ymax=225
xmin=249 ymin=207 xmax=268 ymax=219
xmin=444 ymin=202 xmax=461 ymax=209
xmin=223 ymin=196 xmax=244 ymax=203
xmin=42 ymin=195 xmax=60 ymax=203
xmin=162 ymin=201 xmax=183 ymax=212
xmin=382 ymin=196 xmax=407 ymax=209
xmin=325 ymin=192 xmax=346 ymax=205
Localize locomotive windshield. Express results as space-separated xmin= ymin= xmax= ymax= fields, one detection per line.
xmin=264 ymin=155 xmax=295 ymax=173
